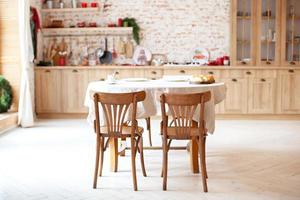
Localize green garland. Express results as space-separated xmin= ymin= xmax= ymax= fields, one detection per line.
xmin=0 ymin=75 xmax=13 ymax=113
xmin=122 ymin=18 xmax=141 ymax=45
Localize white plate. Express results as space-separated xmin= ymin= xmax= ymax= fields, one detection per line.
xmin=122 ymin=78 xmax=149 ymax=82
xmin=162 ymin=75 xmax=191 ymax=82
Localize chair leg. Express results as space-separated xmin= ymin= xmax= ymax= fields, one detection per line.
xmin=162 ymin=137 xmax=168 ymax=191
xmin=98 ymin=137 xmax=105 ymax=177
xmin=130 ymin=137 xmax=138 ymax=191
xmin=146 ymin=117 xmax=152 ymax=146
xmin=93 ymin=136 xmax=101 ymax=189
xmin=139 ymin=136 xmax=147 ymax=177
xmin=199 ymin=137 xmax=208 ymax=192
xmin=203 ymin=136 xmax=208 ymax=179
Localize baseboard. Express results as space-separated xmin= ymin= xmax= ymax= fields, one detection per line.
xmin=0 ymin=112 xmax=18 ymax=135
xmin=216 ymin=114 xmax=300 ymax=120
xmin=36 ymin=113 xmax=87 ymax=119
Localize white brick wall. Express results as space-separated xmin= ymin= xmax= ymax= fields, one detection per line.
xmin=32 ymin=0 xmax=231 ymax=63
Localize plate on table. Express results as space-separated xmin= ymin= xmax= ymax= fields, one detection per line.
xmin=163 ymin=75 xmax=191 ymax=82
xmin=122 ymin=78 xmax=149 ymax=82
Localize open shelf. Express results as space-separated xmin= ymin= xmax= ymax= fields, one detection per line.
xmin=42 ymin=27 xmax=133 ymax=37
xmin=41 ymin=7 xmax=100 ymax=13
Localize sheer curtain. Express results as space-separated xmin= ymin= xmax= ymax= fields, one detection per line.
xmin=18 ymin=0 xmax=35 ymax=127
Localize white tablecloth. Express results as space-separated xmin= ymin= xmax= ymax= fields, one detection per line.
xmin=84 ymin=79 xmax=226 ymax=134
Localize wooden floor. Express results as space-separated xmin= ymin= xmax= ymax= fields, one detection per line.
xmin=0 ymin=119 xmax=299 ymax=200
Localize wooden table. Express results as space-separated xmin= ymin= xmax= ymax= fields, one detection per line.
xmin=84 ymin=78 xmax=226 ymax=173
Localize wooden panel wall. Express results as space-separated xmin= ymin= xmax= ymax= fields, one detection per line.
xmin=0 ymin=0 xmax=21 ymax=111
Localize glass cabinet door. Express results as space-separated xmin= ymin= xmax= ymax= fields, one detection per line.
xmin=231 ymin=0 xmax=256 ymax=66
xmin=257 ymin=0 xmax=281 ymax=66
xmin=281 ymin=0 xmax=300 ymax=66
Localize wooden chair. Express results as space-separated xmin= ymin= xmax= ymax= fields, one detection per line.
xmin=93 ymin=91 xmax=147 ymax=191
xmin=160 ymin=92 xmax=211 ymax=192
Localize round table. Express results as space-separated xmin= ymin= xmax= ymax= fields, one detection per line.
xmin=84 ymin=78 xmax=226 ymax=173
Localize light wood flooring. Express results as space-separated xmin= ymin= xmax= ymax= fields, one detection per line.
xmin=0 ymin=119 xmax=299 ymax=200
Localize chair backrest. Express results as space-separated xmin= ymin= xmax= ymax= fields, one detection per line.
xmin=93 ymin=91 xmax=146 ymax=137
xmin=160 ymin=92 xmax=211 ymax=139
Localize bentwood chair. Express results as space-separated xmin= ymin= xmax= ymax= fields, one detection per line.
xmin=93 ymin=91 xmax=147 ymax=191
xmin=160 ymin=92 xmax=211 ymax=192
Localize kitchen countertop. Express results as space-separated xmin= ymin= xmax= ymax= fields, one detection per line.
xmin=34 ymin=65 xmax=300 ymax=70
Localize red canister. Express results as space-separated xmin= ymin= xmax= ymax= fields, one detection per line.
xmin=91 ymin=2 xmax=98 ymax=7
xmin=118 ymin=18 xmax=123 ymax=27
xmin=59 ymin=57 xmax=66 ymax=66
xmin=81 ymin=2 xmax=88 ymax=8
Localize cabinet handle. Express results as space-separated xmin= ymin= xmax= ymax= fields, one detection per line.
xmin=45 ymin=70 xmax=50 ymax=73
xmin=180 ymin=70 xmax=186 ymax=74
xmin=246 ymin=71 xmax=252 ymax=75
xmin=115 ymin=71 xmax=119 ymax=75
xmin=151 ymin=71 xmax=157 ymax=75
xmin=261 ymin=78 xmax=266 ymax=82
xmin=241 ymin=61 xmax=247 ymax=65
xmin=266 ymin=61 xmax=271 ymax=65
xmin=72 ymin=69 xmax=78 ymax=73
xmin=232 ymin=78 xmax=237 ymax=82
xmin=208 ymin=71 xmax=214 ymax=75
xmin=290 ymin=61 xmax=296 ymax=65
xmin=151 ymin=78 xmax=156 ymax=80
xmin=288 ymin=69 xmax=294 ymax=73
xmin=100 ymin=78 xmax=105 ymax=81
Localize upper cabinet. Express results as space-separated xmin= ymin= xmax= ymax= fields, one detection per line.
xmin=281 ymin=0 xmax=300 ymax=66
xmin=257 ymin=0 xmax=281 ymax=66
xmin=231 ymin=0 xmax=257 ymax=66
xmin=231 ymin=0 xmax=300 ymax=67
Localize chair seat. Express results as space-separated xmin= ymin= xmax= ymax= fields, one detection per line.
xmin=99 ymin=125 xmax=144 ymax=137
xmin=166 ymin=126 xmax=202 ymax=139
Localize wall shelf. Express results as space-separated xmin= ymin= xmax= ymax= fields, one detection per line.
xmin=42 ymin=27 xmax=133 ymax=37
xmin=41 ymin=7 xmax=100 ymax=13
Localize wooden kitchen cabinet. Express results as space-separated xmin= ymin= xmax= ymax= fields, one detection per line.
xmin=281 ymin=0 xmax=300 ymax=66
xmin=61 ymin=69 xmax=89 ymax=113
xmin=248 ymin=77 xmax=276 ymax=113
xmin=89 ymin=69 xmax=110 ymax=81
xmin=35 ymin=69 xmax=62 ymax=113
xmin=218 ymin=77 xmax=248 ymax=114
xmin=277 ymin=69 xmax=300 ymax=113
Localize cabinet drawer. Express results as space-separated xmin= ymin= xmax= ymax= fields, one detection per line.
xmin=164 ymin=69 xmax=195 ymax=75
xmin=145 ymin=69 xmax=163 ymax=80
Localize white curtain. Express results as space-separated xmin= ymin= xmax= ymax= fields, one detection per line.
xmin=18 ymin=0 xmax=35 ymax=127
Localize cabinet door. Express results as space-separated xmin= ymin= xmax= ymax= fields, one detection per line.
xmin=61 ymin=69 xmax=89 ymax=113
xmin=232 ymin=0 xmax=257 ymax=66
xmin=218 ymin=78 xmax=248 ymax=114
xmin=277 ymin=70 xmax=300 ymax=113
xmin=281 ymin=0 xmax=300 ymax=66
xmin=89 ymin=69 xmax=110 ymax=82
xmin=248 ymin=77 xmax=276 ymax=113
xmin=35 ymin=69 xmax=62 ymax=113
xmin=257 ymin=0 xmax=281 ymax=66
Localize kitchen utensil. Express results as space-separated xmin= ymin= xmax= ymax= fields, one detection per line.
xmin=112 ymin=38 xmax=117 ymax=59
xmin=100 ymin=38 xmax=112 ymax=64
xmin=125 ymin=39 xmax=134 ymax=58
xmin=133 ymin=46 xmax=152 ymax=65
xmin=191 ymin=48 xmax=209 ymax=65
xmin=151 ymin=54 xmax=167 ymax=66
xmin=116 ymin=37 xmax=125 ymax=54
xmin=72 ymin=0 xmax=77 ymax=8
xmin=96 ymin=38 xmax=105 ymax=58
